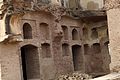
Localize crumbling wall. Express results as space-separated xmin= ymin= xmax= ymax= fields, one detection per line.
xmin=0 ymin=0 xmax=110 ymax=80
xmin=0 ymin=43 xmax=21 ymax=80
xmin=83 ymin=21 xmax=110 ymax=75
xmin=106 ymin=8 xmax=120 ymax=72
xmin=105 ymin=0 xmax=120 ymax=72
xmin=80 ymin=0 xmax=104 ymax=10
xmin=105 ymin=0 xmax=120 ymax=10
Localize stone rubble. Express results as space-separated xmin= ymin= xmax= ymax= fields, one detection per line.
xmin=56 ymin=73 xmax=92 ymax=80
xmin=56 ymin=73 xmax=120 ymax=80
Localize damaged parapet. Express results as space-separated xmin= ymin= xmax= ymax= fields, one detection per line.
xmin=66 ymin=9 xmax=106 ymax=18
xmin=0 ymin=0 xmax=23 ymax=42
xmin=104 ymin=0 xmax=120 ymax=10
xmin=0 ymin=0 xmax=10 ymax=42
xmin=0 ymin=0 xmax=66 ymax=43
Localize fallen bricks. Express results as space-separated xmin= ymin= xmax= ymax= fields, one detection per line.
xmin=56 ymin=72 xmax=92 ymax=80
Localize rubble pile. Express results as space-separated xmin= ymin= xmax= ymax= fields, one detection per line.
xmin=56 ymin=73 xmax=92 ymax=80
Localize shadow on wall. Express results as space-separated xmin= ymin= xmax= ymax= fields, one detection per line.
xmin=87 ymin=1 xmax=99 ymax=10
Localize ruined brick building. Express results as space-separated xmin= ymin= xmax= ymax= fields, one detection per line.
xmin=0 ymin=0 xmax=111 ymax=80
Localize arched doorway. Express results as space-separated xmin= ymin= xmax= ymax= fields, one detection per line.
xmin=72 ymin=45 xmax=83 ymax=71
xmin=21 ymin=45 xmax=40 ymax=80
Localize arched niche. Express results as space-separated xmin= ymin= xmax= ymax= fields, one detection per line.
xmin=83 ymin=27 xmax=88 ymax=40
xmin=91 ymin=43 xmax=103 ymax=72
xmin=62 ymin=43 xmax=69 ymax=56
xmin=62 ymin=25 xmax=68 ymax=40
xmin=84 ymin=44 xmax=90 ymax=55
xmin=23 ymin=23 xmax=33 ymax=39
xmin=72 ymin=29 xmax=79 ymax=40
xmin=91 ymin=28 xmax=98 ymax=39
xmin=41 ymin=43 xmax=51 ymax=58
xmin=92 ymin=43 xmax=101 ymax=54
xmin=40 ymin=23 xmax=50 ymax=40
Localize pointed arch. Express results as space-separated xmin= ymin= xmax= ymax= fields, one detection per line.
xmin=83 ymin=27 xmax=88 ymax=39
xmin=72 ymin=29 xmax=79 ymax=40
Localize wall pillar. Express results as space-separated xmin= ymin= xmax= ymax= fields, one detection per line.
xmin=107 ymin=8 xmax=120 ymax=72
xmin=0 ymin=43 xmax=21 ymax=80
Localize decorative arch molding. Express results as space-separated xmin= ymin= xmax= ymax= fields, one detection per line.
xmin=72 ymin=44 xmax=81 ymax=47
xmin=22 ymin=21 xmax=33 ymax=28
xmin=40 ymin=22 xmax=49 ymax=26
xmin=21 ymin=44 xmax=38 ymax=48
xmin=19 ymin=43 xmax=39 ymax=49
xmin=71 ymin=42 xmax=82 ymax=46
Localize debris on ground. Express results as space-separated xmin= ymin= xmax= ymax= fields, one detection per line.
xmin=90 ymin=72 xmax=120 ymax=80
xmin=56 ymin=72 xmax=92 ymax=80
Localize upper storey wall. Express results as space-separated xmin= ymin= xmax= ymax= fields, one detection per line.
xmin=80 ymin=0 xmax=104 ymax=10
xmin=58 ymin=0 xmax=104 ymax=10
xmin=10 ymin=0 xmax=60 ymax=4
xmin=7 ymin=0 xmax=104 ymax=10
